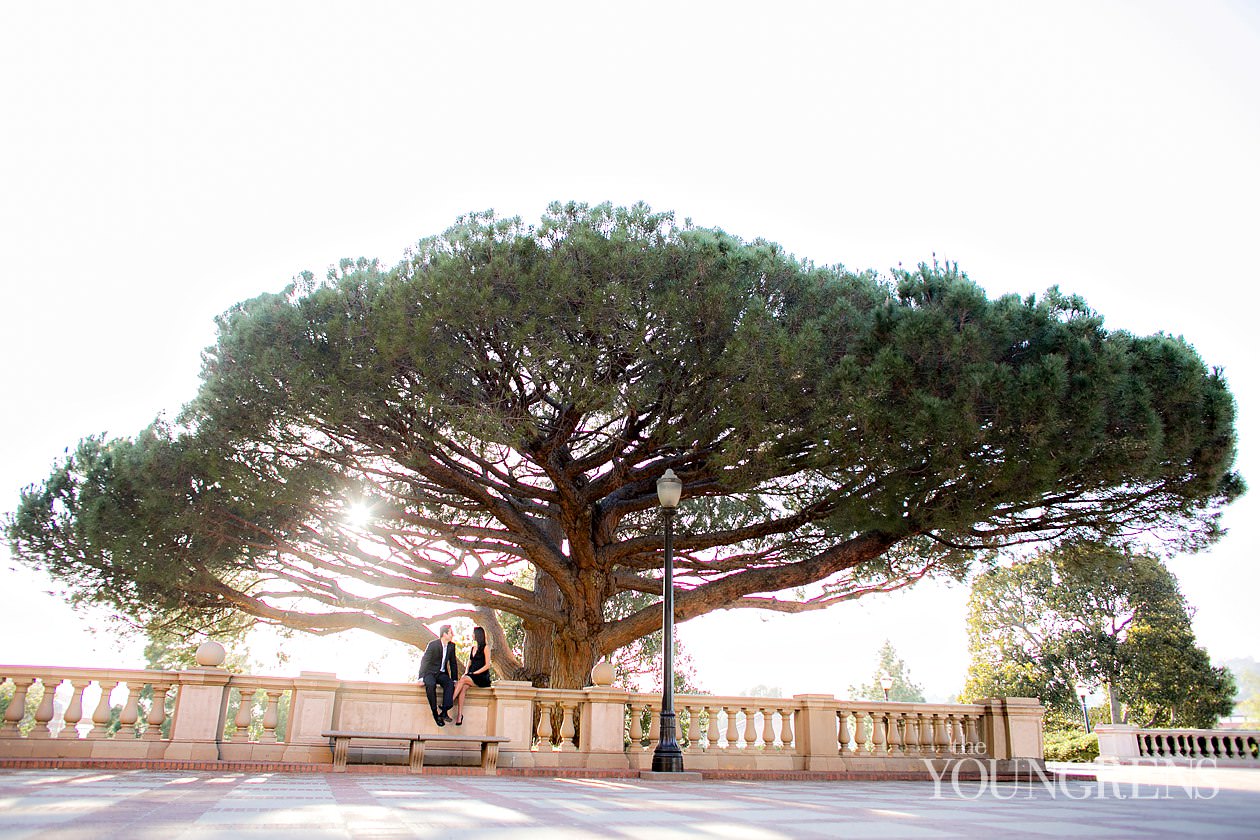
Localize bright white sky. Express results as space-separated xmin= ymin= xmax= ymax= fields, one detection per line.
xmin=2 ymin=1 xmax=1258 ymax=702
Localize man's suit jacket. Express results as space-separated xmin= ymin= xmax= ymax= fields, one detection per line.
xmin=419 ymin=640 xmax=459 ymax=681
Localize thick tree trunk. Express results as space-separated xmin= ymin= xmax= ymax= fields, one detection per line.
xmin=549 ymin=627 xmax=600 ymax=690
xmin=516 ymin=567 xmax=607 ymax=689
xmin=1107 ymin=681 xmax=1123 ymax=726
xmin=520 ymin=569 xmax=563 ymax=686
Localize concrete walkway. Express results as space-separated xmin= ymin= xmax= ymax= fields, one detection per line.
xmin=1 ymin=763 xmax=1257 ymax=838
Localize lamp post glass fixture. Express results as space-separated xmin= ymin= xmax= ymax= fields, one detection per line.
xmin=1077 ymin=686 xmax=1092 ymax=734
xmin=652 ymin=468 xmax=685 ymax=773
xmin=879 ymin=673 xmax=894 ymax=702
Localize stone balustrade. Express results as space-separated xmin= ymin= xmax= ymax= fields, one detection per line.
xmin=2 ymin=663 xmax=1045 ymax=774
xmin=1096 ymin=724 xmax=1260 ymax=766
xmin=0 ymin=666 xmax=180 ymax=761
xmin=622 ymin=693 xmax=1004 ymax=772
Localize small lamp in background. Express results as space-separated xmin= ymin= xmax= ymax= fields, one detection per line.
xmin=879 ymin=673 xmax=894 ymax=702
xmin=1077 ymin=685 xmax=1092 ymax=733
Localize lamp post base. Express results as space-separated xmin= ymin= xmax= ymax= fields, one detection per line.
xmin=651 ymin=709 xmax=685 ymax=773
xmin=650 ymin=750 xmax=685 ymax=773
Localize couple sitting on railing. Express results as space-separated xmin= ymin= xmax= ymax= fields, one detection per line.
xmin=418 ymin=624 xmax=493 ymax=727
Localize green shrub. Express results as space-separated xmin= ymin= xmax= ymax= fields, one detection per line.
xmin=1043 ymin=730 xmax=1099 ymax=762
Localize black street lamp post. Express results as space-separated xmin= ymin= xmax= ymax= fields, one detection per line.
xmin=1077 ymin=686 xmax=1092 ymax=734
xmin=652 ymin=468 xmax=685 ymax=773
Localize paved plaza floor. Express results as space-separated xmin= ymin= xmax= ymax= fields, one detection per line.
xmin=1 ymin=763 xmax=1257 ymax=839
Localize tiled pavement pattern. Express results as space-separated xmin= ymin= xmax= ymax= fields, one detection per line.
xmin=1 ymin=764 xmax=1257 ymax=839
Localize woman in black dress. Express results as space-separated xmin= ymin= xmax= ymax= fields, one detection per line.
xmin=451 ymin=625 xmax=492 ymax=725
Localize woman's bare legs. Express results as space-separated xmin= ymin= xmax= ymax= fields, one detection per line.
xmin=452 ymin=676 xmax=473 ymax=724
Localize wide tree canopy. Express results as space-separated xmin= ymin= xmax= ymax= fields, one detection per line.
xmin=7 ymin=203 xmax=1243 ymax=687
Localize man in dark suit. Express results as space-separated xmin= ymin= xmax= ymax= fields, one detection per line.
xmin=419 ymin=624 xmax=459 ymax=726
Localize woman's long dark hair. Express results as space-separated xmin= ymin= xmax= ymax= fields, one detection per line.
xmin=473 ymin=625 xmax=487 ymax=650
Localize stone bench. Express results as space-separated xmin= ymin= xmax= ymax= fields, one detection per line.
xmin=322 ymin=730 xmax=511 ymax=774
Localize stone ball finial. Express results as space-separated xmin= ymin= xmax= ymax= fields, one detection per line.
xmin=195 ymin=641 xmax=226 ymax=667
xmin=591 ymin=659 xmax=615 ymax=687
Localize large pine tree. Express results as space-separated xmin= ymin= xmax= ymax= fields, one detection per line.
xmin=8 ymin=203 xmax=1243 ymax=688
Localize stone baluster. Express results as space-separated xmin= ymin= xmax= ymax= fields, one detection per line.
xmin=857 ymin=711 xmax=874 ymax=753
xmin=705 ymin=706 xmax=719 ymax=752
xmin=90 ymin=680 xmax=118 ymax=739
xmin=260 ymin=690 xmax=282 ymax=743
xmin=935 ymin=712 xmax=951 ymax=753
xmin=724 ymin=706 xmax=739 ymax=750
xmin=535 ymin=701 xmax=554 ymax=750
xmin=870 ymin=710 xmax=887 ymax=754
xmin=837 ymin=709 xmax=851 ymax=754
xmin=645 ymin=703 xmax=661 ymax=753
xmin=627 ymin=701 xmax=643 ymax=749
xmin=234 ymin=687 xmax=257 ymax=740
xmin=33 ymin=679 xmax=58 ymax=739
xmin=903 ymin=713 xmax=920 ymax=755
xmin=934 ymin=714 xmax=951 ymax=755
xmin=61 ymin=680 xmax=86 ymax=739
xmin=3 ymin=678 xmax=33 ymax=736
xmin=680 ymin=705 xmax=694 ymax=753
xmin=742 ymin=707 xmax=757 ymax=749
xmin=118 ymin=683 xmax=141 ymax=740
xmin=143 ymin=681 xmax=171 ymax=740
xmin=779 ymin=707 xmax=794 ymax=750
xmin=914 ymin=713 xmax=930 ymax=755
xmin=761 ymin=706 xmax=776 ymax=749
xmin=558 ymin=699 xmax=577 ymax=752
xmin=965 ymin=714 xmax=982 ymax=755
xmin=920 ymin=714 xmax=935 ymax=755
xmin=886 ymin=711 xmax=902 ymax=755
xmin=951 ymin=715 xmax=966 ymax=754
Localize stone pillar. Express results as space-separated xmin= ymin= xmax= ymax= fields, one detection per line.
xmin=793 ymin=694 xmax=843 ymax=771
xmin=580 ymin=685 xmax=633 ymax=769
xmin=982 ymin=697 xmax=1045 ymax=762
xmin=487 ymin=681 xmax=536 ymax=768
xmin=164 ymin=668 xmax=231 ymax=760
xmin=282 ymin=671 xmax=340 ymax=763
xmin=1094 ymin=724 xmax=1139 ymax=763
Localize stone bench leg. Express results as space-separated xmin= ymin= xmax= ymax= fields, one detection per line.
xmin=480 ymin=741 xmax=500 ymax=775
xmin=332 ymin=737 xmax=349 ymax=772
xmin=408 ymin=740 xmax=426 ymax=774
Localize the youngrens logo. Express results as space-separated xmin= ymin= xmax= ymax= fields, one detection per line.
xmin=924 ymin=758 xmax=1220 ymax=800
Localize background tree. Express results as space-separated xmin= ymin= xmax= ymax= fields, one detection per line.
xmin=962 ymin=542 xmax=1235 ymax=728
xmin=1118 ymin=623 xmax=1235 ymax=728
xmin=1232 ymin=661 xmax=1260 ymax=722
xmin=849 ymin=640 xmax=926 ymax=702
xmin=6 ymin=203 xmax=1243 ymax=689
